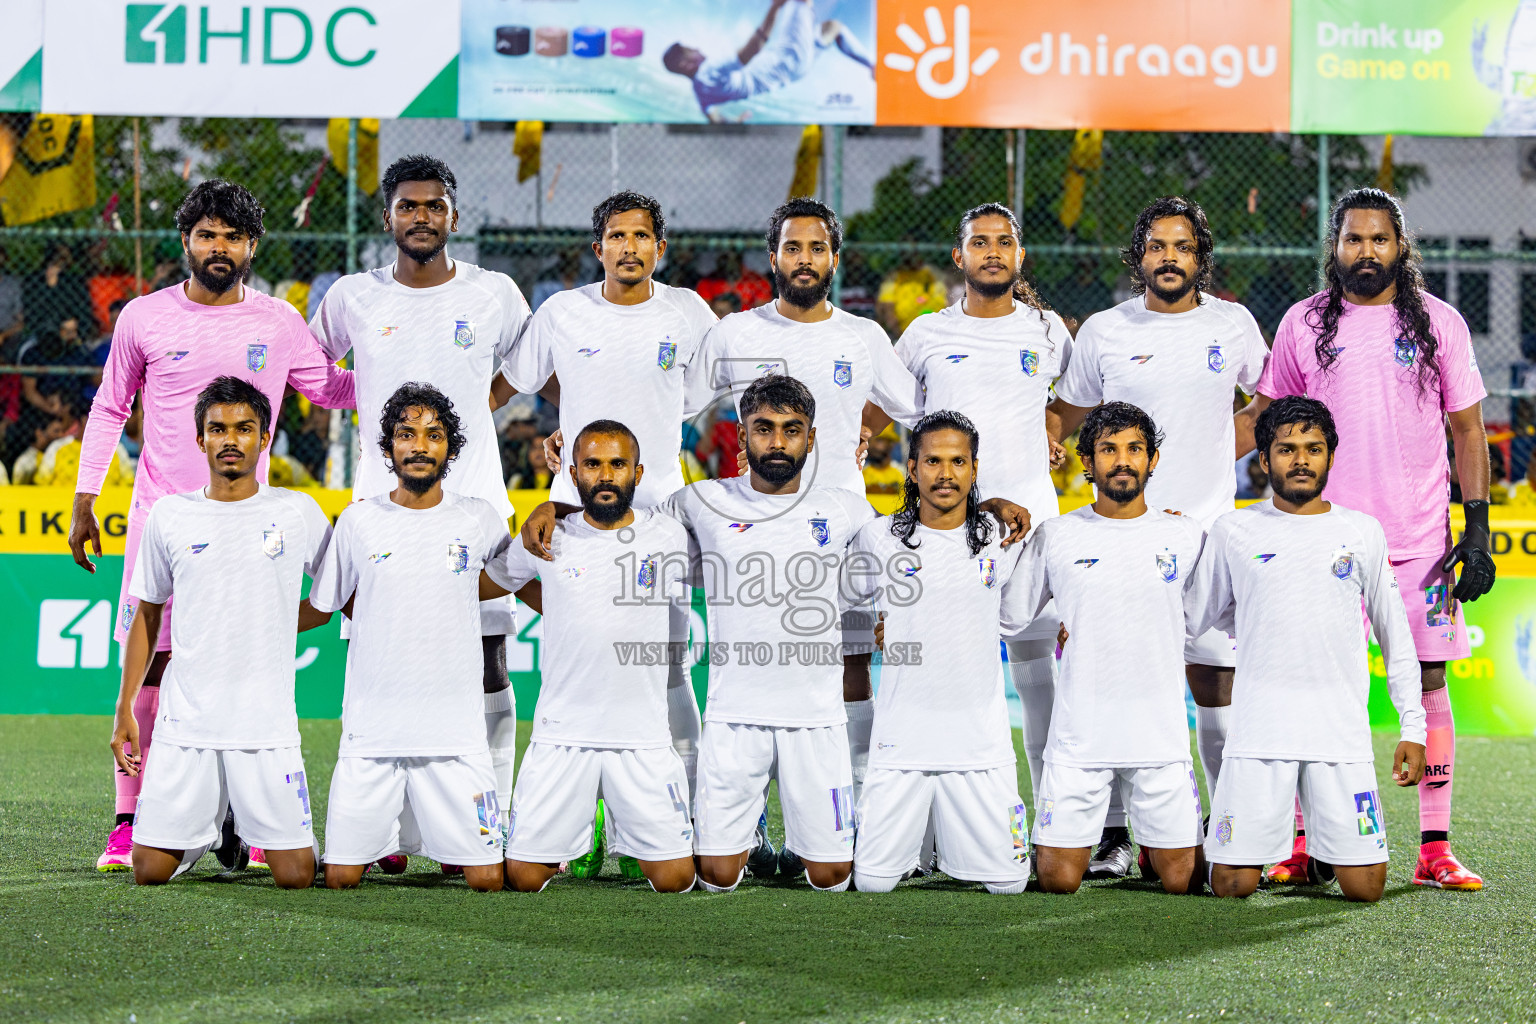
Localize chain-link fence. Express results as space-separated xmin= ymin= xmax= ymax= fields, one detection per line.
xmin=1 ymin=116 xmax=1532 ymax=490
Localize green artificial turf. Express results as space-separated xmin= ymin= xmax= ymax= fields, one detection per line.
xmin=1 ymin=715 xmax=1532 ymax=1023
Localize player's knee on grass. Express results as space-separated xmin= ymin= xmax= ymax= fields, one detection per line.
xmin=265 ymin=848 xmax=316 ymax=890
xmin=324 ymin=864 xmax=368 ymax=889
xmin=131 ymin=844 xmax=182 ymax=885
xmin=641 ymin=858 xmax=696 ymax=893
xmin=698 ymin=854 xmax=748 ymax=891
xmin=1209 ymin=865 xmax=1261 ymax=898
xmin=464 ymin=864 xmax=504 ymax=892
xmin=853 ymin=871 xmax=899 ymax=893
xmin=803 ymin=860 xmax=852 ymax=890
xmin=505 ymin=860 xmax=560 ymax=892
xmin=1148 ymin=847 xmax=1200 ymax=895
xmin=1034 ymin=846 xmax=1089 ymax=894
xmin=1335 ymin=863 xmax=1386 ymax=903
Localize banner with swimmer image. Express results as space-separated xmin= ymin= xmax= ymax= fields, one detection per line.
xmin=457 ymin=0 xmax=878 ymax=124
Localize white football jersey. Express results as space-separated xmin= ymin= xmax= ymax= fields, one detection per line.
xmin=660 ymin=476 xmax=877 ymax=728
xmin=697 ymin=302 xmax=922 ymax=494
xmin=487 ymin=509 xmax=691 ymax=749
xmin=501 ymin=282 xmax=717 ymax=508
xmin=896 ymin=300 xmax=1072 ymax=531
xmin=310 ymin=260 xmax=530 ymax=521
xmin=1006 ymin=505 xmax=1205 ymax=767
xmin=1053 ymin=293 xmax=1269 ymax=528
xmin=309 ymin=492 xmax=511 ymax=758
xmin=130 ymin=486 xmax=331 ymax=749
xmin=1184 ymin=500 xmax=1426 ymax=762
xmin=844 ymin=516 xmax=1022 ymax=772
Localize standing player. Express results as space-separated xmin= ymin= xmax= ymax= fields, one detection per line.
xmin=68 ymin=179 xmax=355 ymax=871
xmin=500 ymin=191 xmax=716 ymax=832
xmin=487 ymin=420 xmax=696 ymax=894
xmin=309 ymin=384 xmax=511 ymax=893
xmin=1011 ymin=403 xmax=1205 ymax=896
xmin=111 ymin=377 xmax=332 ymax=887
xmin=845 ymin=411 xmax=1031 ymax=895
xmin=1189 ymin=397 xmax=1426 ymax=902
xmin=1047 ymin=196 xmax=1270 ymax=875
xmin=879 ymin=203 xmax=1081 ymax=860
xmin=1250 ymin=188 xmax=1493 ymax=890
xmin=310 ymin=155 xmax=531 ymax=824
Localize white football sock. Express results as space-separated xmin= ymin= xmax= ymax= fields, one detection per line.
xmin=484 ymin=687 xmax=517 ymax=814
xmin=985 ymin=876 xmax=1030 ymax=895
xmin=844 ymin=699 xmax=874 ymax=803
xmin=666 ymin=674 xmax=701 ymax=804
xmin=1006 ymin=639 xmax=1055 ymax=799
xmin=1105 ymin=779 xmax=1128 ymax=829
xmin=1195 ymin=704 xmax=1231 ymax=796
xmin=853 ymin=871 xmax=898 ymax=893
xmin=808 ymin=872 xmax=852 ymax=893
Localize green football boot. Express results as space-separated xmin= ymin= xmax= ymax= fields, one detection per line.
xmin=568 ymin=800 xmax=607 ymax=878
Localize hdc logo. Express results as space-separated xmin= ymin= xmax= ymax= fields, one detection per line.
xmin=125 ymin=3 xmax=379 ymax=66
xmin=38 ymin=599 xmax=113 ymax=669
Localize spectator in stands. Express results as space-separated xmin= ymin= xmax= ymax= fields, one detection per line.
xmin=285 ymin=401 xmax=331 ymax=481
xmin=10 ymin=414 xmax=66 ymax=485
xmin=1235 ymin=450 xmax=1272 ymax=501
xmin=876 ymin=249 xmax=947 ymax=337
xmin=36 ymin=406 xmax=132 ymax=488
xmin=1050 ymin=433 xmax=1095 ymax=502
xmin=145 ymin=240 xmax=187 ymax=294
xmin=507 ymin=432 xmax=554 ymax=491
xmin=20 ymin=316 xmax=102 ymax=425
xmin=695 ymin=404 xmax=741 ymax=478
xmin=861 ymin=426 xmax=904 ymax=495
xmin=708 ymin=290 xmax=742 ymax=320
xmin=531 ymin=248 xmax=587 ymax=311
xmin=87 ymin=261 xmax=135 ymax=338
xmin=697 ymin=250 xmax=771 ymax=310
xmin=23 ymin=243 xmax=92 ymax=340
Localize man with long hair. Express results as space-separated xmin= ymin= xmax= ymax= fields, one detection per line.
xmin=1250 ymin=188 xmax=1493 ymax=890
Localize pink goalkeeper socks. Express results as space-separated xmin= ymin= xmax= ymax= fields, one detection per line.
xmin=1419 ymin=687 xmax=1454 ymax=836
xmin=114 ymin=685 xmax=160 ymax=816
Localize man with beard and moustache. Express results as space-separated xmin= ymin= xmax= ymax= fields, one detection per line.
xmin=68 ymin=179 xmax=356 ymax=873
xmin=1047 ymin=196 xmax=1270 ymax=878
xmin=845 ymin=411 xmax=1033 ymax=896
xmin=873 ymin=203 xmax=1079 ymax=868
xmin=1188 ymin=397 xmax=1426 ymax=903
xmin=499 ymin=193 xmax=717 ymax=873
xmin=1247 ymin=189 xmax=1493 ymax=891
xmin=1007 ymin=402 xmax=1206 ymax=896
xmin=484 ymin=420 xmax=696 ymax=894
xmin=310 ymin=155 xmax=532 ymax=842
xmin=309 ymin=384 xmax=515 ymax=893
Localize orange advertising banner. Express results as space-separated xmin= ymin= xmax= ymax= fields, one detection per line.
xmin=875 ymin=0 xmax=1291 ymax=130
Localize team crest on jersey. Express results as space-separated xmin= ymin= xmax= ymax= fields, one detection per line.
xmin=945 ymin=353 xmax=969 ymax=363
xmin=447 ymin=541 xmax=470 ymax=574
xmin=1354 ymin=790 xmax=1383 ymax=836
xmin=1207 ymin=343 xmax=1225 ymax=373
xmin=187 ymin=543 xmax=209 ymax=554
xmin=1393 ymin=336 xmax=1417 ymax=367
xmin=832 ymin=360 xmax=853 ymax=389
xmin=657 ymin=339 xmax=677 ymax=370
xmin=809 ymin=518 xmax=830 ymax=547
xmin=262 ymin=527 xmax=285 ymax=559
xmin=246 ymin=343 xmax=267 ymax=372
xmin=1215 ymin=814 xmax=1233 ymax=846
xmin=637 ymin=558 xmax=657 ymax=590
xmin=1020 ymin=348 xmax=1040 ymax=376
xmin=1332 ymin=552 xmax=1355 ymax=579
xmin=453 ymin=319 xmax=475 ymax=349
xmin=978 ymin=557 xmax=997 ymax=588
xmin=1010 ymin=803 xmax=1027 ymax=861
xmin=1156 ymin=552 xmax=1178 ymax=582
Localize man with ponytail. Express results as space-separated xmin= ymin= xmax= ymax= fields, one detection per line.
xmin=1251 ymin=188 xmax=1493 ymax=891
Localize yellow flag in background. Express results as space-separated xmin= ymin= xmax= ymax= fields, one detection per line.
xmin=326 ymin=118 xmax=380 ymax=196
xmin=0 ymin=114 xmax=96 ymax=227
xmin=513 ymin=121 xmax=543 ymax=183
xmin=789 ymin=125 xmax=823 ymax=200
xmin=1058 ymin=128 xmax=1103 ymax=231
xmin=1377 ymin=134 xmax=1394 ymax=194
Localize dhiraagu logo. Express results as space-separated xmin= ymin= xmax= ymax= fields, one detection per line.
xmin=124 ymin=4 xmax=379 ymax=66
xmin=882 ymin=5 xmax=999 ymax=100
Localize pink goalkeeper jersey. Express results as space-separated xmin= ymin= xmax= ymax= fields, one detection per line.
xmin=1257 ymin=290 xmax=1486 ymax=560
xmin=79 ymin=283 xmax=355 ymax=509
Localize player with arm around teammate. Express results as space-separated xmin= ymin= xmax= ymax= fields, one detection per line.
xmin=1011 ymin=402 xmax=1206 ymax=895
xmin=112 ymin=376 xmax=334 ymax=887
xmin=1188 ymin=397 xmax=1426 ymax=903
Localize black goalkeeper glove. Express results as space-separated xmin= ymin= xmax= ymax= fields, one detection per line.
xmin=1440 ymin=499 xmax=1496 ymax=603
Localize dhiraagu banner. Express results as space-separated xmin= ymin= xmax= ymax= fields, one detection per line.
xmin=1291 ymin=0 xmax=1536 ymax=135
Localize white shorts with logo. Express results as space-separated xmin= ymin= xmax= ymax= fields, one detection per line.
xmin=133 ymin=742 xmax=314 ymax=851
xmin=323 ymin=753 xmax=503 ymax=867
xmin=695 ymin=721 xmax=856 ymax=862
xmin=1206 ymin=757 xmax=1389 ymax=867
xmin=507 ymin=743 xmax=694 ymax=863
xmin=1033 ymin=760 xmax=1204 ymax=849
xmin=854 ymin=765 xmax=1030 ymax=886
xmin=1185 ymin=626 xmax=1237 ymax=668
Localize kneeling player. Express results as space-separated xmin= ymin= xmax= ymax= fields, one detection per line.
xmin=486 ymin=420 xmax=695 ymax=893
xmin=310 ymin=384 xmax=513 ymax=892
xmin=112 ymin=377 xmax=333 ymax=888
xmin=845 ymin=411 xmax=1031 ymax=894
xmin=1188 ymin=397 xmax=1426 ymax=902
xmin=1013 ymin=402 xmax=1206 ymax=894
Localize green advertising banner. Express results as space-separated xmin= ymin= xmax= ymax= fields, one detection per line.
xmin=1292 ymin=0 xmax=1532 ymax=134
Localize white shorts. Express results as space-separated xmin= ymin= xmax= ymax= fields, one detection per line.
xmin=1185 ymin=626 xmax=1237 ymax=668
xmin=133 ymin=742 xmax=314 ymax=851
xmin=507 ymin=743 xmax=694 ymax=863
xmin=323 ymin=753 xmax=504 ymax=867
xmin=695 ymin=721 xmax=855 ymax=862
xmin=1033 ymin=761 xmax=1204 ymax=849
xmin=340 ymin=595 xmax=515 ymax=640
xmin=854 ymin=765 xmax=1029 ymax=886
xmin=1206 ymin=758 xmax=1389 ymax=867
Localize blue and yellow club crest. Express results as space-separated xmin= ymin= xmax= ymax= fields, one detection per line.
xmin=447 ymin=541 xmax=470 ymax=574
xmin=978 ymin=557 xmax=997 ymax=588
xmin=809 ymin=518 xmax=830 ymax=547
xmin=1019 ymin=349 xmax=1039 ymax=376
xmin=247 ymin=343 xmax=267 ymax=372
xmin=638 ymin=557 xmax=657 ymax=590
xmin=453 ymin=319 xmax=475 ymax=349
xmin=657 ymin=339 xmax=677 ymax=370
xmin=1207 ymin=343 xmax=1225 ymax=372
xmin=832 ymin=360 xmax=852 ymax=389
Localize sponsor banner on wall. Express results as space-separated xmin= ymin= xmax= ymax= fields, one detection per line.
xmin=39 ymin=0 xmax=459 ymax=117
xmin=458 ymin=0 xmax=877 ymax=124
xmin=872 ymin=0 xmax=1291 ymax=130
